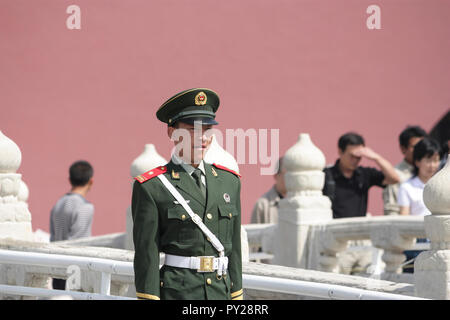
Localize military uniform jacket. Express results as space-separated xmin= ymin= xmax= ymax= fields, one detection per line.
xmin=131 ymin=159 xmax=243 ymax=300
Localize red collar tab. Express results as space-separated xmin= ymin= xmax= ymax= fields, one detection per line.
xmin=212 ymin=163 xmax=241 ymax=178
xmin=134 ymin=166 xmax=167 ymax=183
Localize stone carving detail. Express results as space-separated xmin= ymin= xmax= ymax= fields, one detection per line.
xmin=370 ymin=225 xmax=415 ymax=274
xmin=0 ymin=131 xmax=43 ymax=299
xmin=0 ymin=131 xmax=32 ymax=241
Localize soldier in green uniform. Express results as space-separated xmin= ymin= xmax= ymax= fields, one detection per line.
xmin=131 ymin=88 xmax=243 ymax=300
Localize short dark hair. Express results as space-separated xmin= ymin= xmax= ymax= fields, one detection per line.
xmin=399 ymin=125 xmax=427 ymax=148
xmin=69 ymin=160 xmax=93 ymax=187
xmin=412 ymin=138 xmax=441 ymax=175
xmin=338 ymin=132 xmax=365 ymax=152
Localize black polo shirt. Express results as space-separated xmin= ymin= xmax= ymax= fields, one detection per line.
xmin=322 ymin=160 xmax=386 ymax=219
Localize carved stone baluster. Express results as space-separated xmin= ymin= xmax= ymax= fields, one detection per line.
xmin=0 ymin=131 xmax=47 ymax=299
xmin=370 ymin=225 xmax=415 ymax=274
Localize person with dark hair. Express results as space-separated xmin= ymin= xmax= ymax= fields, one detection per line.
xmin=322 ymin=132 xmax=399 ymax=275
xmin=398 ymin=138 xmax=441 ymax=273
xmin=323 ymin=132 xmax=400 ymax=219
xmin=251 ymin=157 xmax=286 ymax=224
xmin=398 ymin=138 xmax=441 ymax=216
xmin=383 ymin=125 xmax=427 ymax=215
xmin=49 ymin=160 xmax=95 ymax=290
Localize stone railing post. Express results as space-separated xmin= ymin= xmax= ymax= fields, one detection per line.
xmin=125 ymin=144 xmax=167 ymax=250
xmin=273 ymin=133 xmax=333 ymax=268
xmin=0 ymin=131 xmax=33 ymax=241
xmin=415 ymin=155 xmax=450 ymax=299
xmin=0 ymin=131 xmax=46 ymax=299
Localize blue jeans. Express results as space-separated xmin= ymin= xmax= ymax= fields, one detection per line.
xmin=402 ymin=238 xmax=429 ymax=274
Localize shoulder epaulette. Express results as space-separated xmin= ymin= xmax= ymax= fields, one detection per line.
xmin=134 ymin=166 xmax=167 ymax=183
xmin=212 ymin=163 xmax=241 ymax=178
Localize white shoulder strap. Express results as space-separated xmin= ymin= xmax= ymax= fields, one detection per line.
xmin=157 ymin=174 xmax=225 ymax=256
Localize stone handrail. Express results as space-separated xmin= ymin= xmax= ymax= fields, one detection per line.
xmin=0 ymin=239 xmax=135 ymax=298
xmin=310 ymin=215 xmax=425 ymax=274
xmin=242 ymin=216 xmax=426 ymax=277
xmin=52 ymin=217 xmax=426 ymax=277
xmin=317 ymin=216 xmax=425 ymax=240
xmin=56 ymin=232 xmax=127 ymax=249
xmin=0 ymin=238 xmax=416 ymax=299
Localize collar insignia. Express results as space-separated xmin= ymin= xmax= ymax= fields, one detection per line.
xmin=172 ymin=170 xmax=180 ymax=179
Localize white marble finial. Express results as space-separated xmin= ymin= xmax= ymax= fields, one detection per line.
xmin=423 ymin=156 xmax=450 ymax=215
xmin=0 ymin=131 xmax=22 ymax=173
xmin=0 ymin=132 xmax=32 ymax=242
xmin=415 ymin=155 xmax=450 ymax=299
xmin=281 ymin=133 xmax=327 ymax=195
xmin=283 ymin=133 xmax=326 ymax=172
xmin=130 ymin=144 xmax=167 ymax=178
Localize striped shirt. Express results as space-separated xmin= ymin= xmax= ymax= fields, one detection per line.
xmin=49 ymin=193 xmax=94 ymax=242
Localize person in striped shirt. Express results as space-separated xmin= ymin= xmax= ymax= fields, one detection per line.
xmin=49 ymin=160 xmax=94 ymax=289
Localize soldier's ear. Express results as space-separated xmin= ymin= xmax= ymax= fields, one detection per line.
xmin=168 ymin=126 xmax=175 ymax=140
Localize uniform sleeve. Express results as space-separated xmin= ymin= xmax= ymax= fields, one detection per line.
xmin=229 ymin=179 xmax=243 ymax=300
xmin=131 ymin=180 xmax=161 ymax=300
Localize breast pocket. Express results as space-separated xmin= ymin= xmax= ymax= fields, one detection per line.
xmin=218 ymin=204 xmax=238 ymax=244
xmin=167 ymin=207 xmax=199 ymax=244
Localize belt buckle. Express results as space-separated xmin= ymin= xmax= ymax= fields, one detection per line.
xmin=198 ymin=256 xmax=214 ymax=272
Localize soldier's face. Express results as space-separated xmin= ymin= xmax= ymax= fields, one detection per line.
xmin=168 ymin=121 xmax=214 ymax=164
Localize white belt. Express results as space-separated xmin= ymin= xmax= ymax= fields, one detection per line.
xmin=164 ymin=254 xmax=228 ymax=274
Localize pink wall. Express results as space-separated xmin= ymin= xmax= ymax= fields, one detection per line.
xmin=1 ymin=0 xmax=449 ymax=235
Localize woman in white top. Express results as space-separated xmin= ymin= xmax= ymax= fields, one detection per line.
xmin=398 ymin=138 xmax=441 ymax=216
xmin=398 ymin=137 xmax=441 ymax=273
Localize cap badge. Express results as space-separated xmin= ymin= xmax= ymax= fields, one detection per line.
xmin=195 ymin=92 xmax=207 ymax=106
